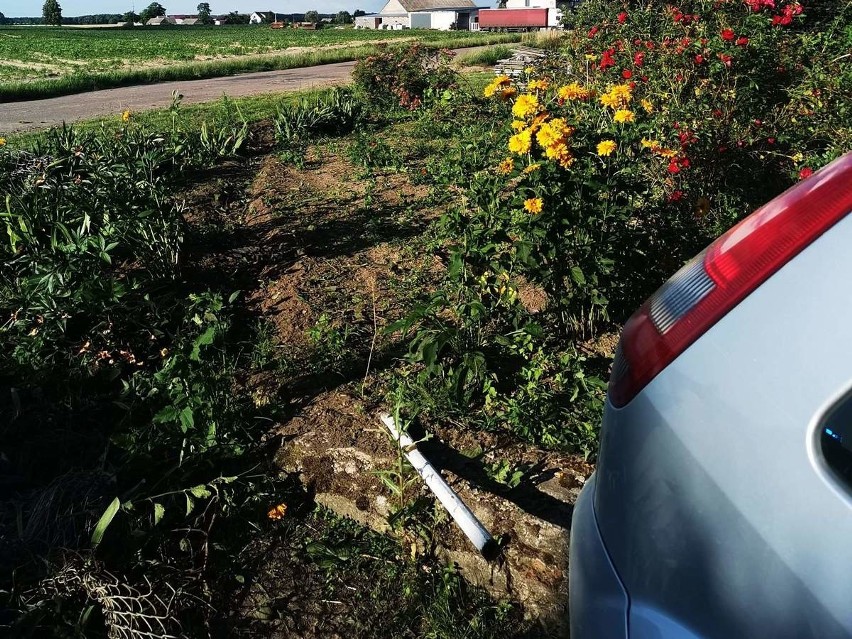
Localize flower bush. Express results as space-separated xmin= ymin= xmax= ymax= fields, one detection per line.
xmin=394 ymin=0 xmax=850 ymax=455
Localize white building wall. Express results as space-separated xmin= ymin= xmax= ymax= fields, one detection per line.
xmin=380 ymin=0 xmax=408 ymax=14
xmin=429 ymin=10 xmax=457 ymax=30
xmin=380 ymin=15 xmax=409 ymax=28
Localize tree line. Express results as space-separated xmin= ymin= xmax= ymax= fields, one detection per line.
xmin=0 ymin=3 xmax=367 ymax=26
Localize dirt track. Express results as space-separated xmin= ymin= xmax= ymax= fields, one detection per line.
xmin=0 ymin=46 xmax=489 ymax=135
xmin=0 ymin=62 xmax=357 ymax=134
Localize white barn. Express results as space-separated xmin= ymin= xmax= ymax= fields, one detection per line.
xmin=358 ymin=0 xmax=479 ymax=30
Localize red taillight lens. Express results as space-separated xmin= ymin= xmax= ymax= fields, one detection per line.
xmin=610 ymin=153 xmax=852 ymax=408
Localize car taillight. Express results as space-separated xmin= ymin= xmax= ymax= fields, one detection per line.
xmin=610 ymin=153 xmax=852 ymax=408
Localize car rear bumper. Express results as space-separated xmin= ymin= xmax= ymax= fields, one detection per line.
xmin=569 ymin=472 xmax=629 ymax=639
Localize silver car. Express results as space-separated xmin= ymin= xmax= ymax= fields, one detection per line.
xmin=569 ymin=152 xmax=852 ymax=638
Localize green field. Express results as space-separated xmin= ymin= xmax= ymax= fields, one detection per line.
xmin=0 ymin=25 xmax=519 ymax=101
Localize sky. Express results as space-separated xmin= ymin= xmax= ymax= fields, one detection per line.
xmin=2 ymin=0 xmax=386 ymax=17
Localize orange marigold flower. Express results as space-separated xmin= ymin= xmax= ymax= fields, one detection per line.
xmin=640 ymin=98 xmax=654 ymax=113
xmin=557 ymin=82 xmax=590 ymax=101
xmin=500 ymin=87 xmax=518 ymax=100
xmin=122 ymin=110 xmax=131 ymax=122
xmin=497 ymin=157 xmax=515 ymax=174
xmin=613 ymin=109 xmax=635 ymax=123
xmin=267 ymin=504 xmax=287 ymax=520
xmin=528 ymin=79 xmax=551 ymax=91
xmin=597 ymin=140 xmax=617 ymax=156
xmin=524 ymin=197 xmax=543 ymax=214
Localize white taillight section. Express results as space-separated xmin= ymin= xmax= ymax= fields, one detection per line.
xmin=610 ymin=153 xmax=852 ymax=408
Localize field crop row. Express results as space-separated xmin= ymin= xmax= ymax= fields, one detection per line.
xmin=0 ymin=26 xmax=520 ymax=101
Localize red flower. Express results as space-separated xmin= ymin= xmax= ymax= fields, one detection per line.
xmin=712 ymin=109 xmax=723 ymax=117
xmin=721 ymin=28 xmax=736 ymax=41
xmin=754 ymin=119 xmax=762 ymax=127
xmin=799 ymin=167 xmax=813 ymax=179
xmin=641 ymin=75 xmax=649 ymax=82
xmin=673 ymin=10 xmax=683 ymax=22
xmin=599 ymin=48 xmax=616 ymax=70
xmin=622 ymin=69 xmax=633 ymax=79
xmin=617 ymin=11 xmax=628 ymax=23
xmin=634 ymin=52 xmax=645 ymax=67
xmin=667 ymin=161 xmax=681 ymax=174
xmin=736 ymin=36 xmax=749 ymax=46
xmin=588 ymin=25 xmax=599 ymax=37
xmin=719 ymin=53 xmax=733 ymax=67
xmin=767 ymin=137 xmax=776 ymax=144
xmin=668 ymin=190 xmax=684 ymax=202
xmin=695 ymin=54 xmax=704 ymax=64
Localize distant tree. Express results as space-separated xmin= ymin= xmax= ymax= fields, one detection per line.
xmin=334 ymin=10 xmax=352 ymax=24
xmin=197 ymin=2 xmax=212 ymax=23
xmin=0 ymin=12 xmax=6 ymax=24
xmin=304 ymin=10 xmax=320 ymax=23
xmin=353 ymin=9 xmax=366 ymax=17
xmin=42 ymin=0 xmax=62 ymax=25
xmin=122 ymin=10 xmax=139 ymax=23
xmin=225 ymin=11 xmax=249 ymax=24
xmin=140 ymin=2 xmax=166 ymax=23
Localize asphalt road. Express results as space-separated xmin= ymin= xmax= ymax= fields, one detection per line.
xmin=0 ymin=46 xmax=490 ymax=135
xmin=0 ymin=62 xmax=357 ymax=134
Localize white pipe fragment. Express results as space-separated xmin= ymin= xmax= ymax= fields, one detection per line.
xmin=379 ymin=412 xmax=499 ymax=560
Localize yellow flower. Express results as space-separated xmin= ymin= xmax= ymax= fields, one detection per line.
xmin=641 ymin=99 xmax=654 ymax=113
xmin=0 ymin=137 xmax=6 ymax=147
xmin=585 ymin=54 xmax=597 ymax=61
xmin=525 ymin=66 xmax=534 ymax=74
xmin=528 ymin=79 xmax=550 ymax=91
xmin=484 ymin=74 xmax=512 ymax=97
xmin=493 ymin=75 xmax=511 ymax=85
xmin=511 ymin=120 xmax=527 ymax=131
xmin=512 ymin=93 xmax=539 ymax=119
xmin=613 ymin=109 xmax=635 ymax=124
xmin=122 ymin=110 xmax=131 ymax=122
xmin=497 ymin=157 xmax=515 ymax=174
xmin=536 ymin=118 xmax=573 ymax=149
xmin=484 ymin=83 xmax=498 ymax=98
xmin=656 ymin=147 xmax=678 ymax=158
xmin=640 ymin=138 xmax=658 ymax=149
xmin=523 ymin=163 xmax=541 ymax=174
xmin=524 ymin=197 xmax=543 ymax=214
xmin=508 ymin=129 xmax=533 ymax=154
xmin=597 ymin=140 xmax=617 ymax=157
xmin=267 ymin=503 xmax=287 ymax=520
xmin=557 ymin=82 xmax=590 ymax=101
xmin=600 ymin=84 xmax=633 ymax=109
xmin=791 ymin=151 xmax=804 ymax=163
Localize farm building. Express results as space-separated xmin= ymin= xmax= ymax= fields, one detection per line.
xmin=146 ymin=16 xmax=176 ymax=25
xmin=355 ymin=0 xmax=479 ymax=30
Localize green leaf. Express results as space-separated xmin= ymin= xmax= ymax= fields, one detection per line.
xmin=190 ymin=325 xmax=217 ymax=361
xmin=178 ymin=406 xmax=194 ymax=433
xmin=91 ymin=497 xmax=121 ymax=548
xmin=570 ymin=266 xmax=586 ymax=285
xmin=153 ymin=503 xmax=165 ymax=525
xmin=190 ymin=484 xmax=212 ymax=499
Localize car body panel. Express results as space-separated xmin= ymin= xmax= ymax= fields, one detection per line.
xmin=593 ymin=212 xmax=852 ymax=638
xmin=568 ymin=472 xmax=629 ymax=639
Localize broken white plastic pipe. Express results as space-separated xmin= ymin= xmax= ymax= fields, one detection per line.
xmin=379 ymin=412 xmax=500 ymax=561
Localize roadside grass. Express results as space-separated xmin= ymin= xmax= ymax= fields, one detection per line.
xmin=0 ymin=75 xmax=540 ymax=635
xmin=455 ymin=45 xmax=514 ymax=67
xmin=0 ymin=32 xmax=520 ymax=102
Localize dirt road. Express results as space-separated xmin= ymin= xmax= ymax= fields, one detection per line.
xmin=0 ymin=46 xmax=491 ymax=135
xmin=0 ymin=62 xmax=357 ymax=134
